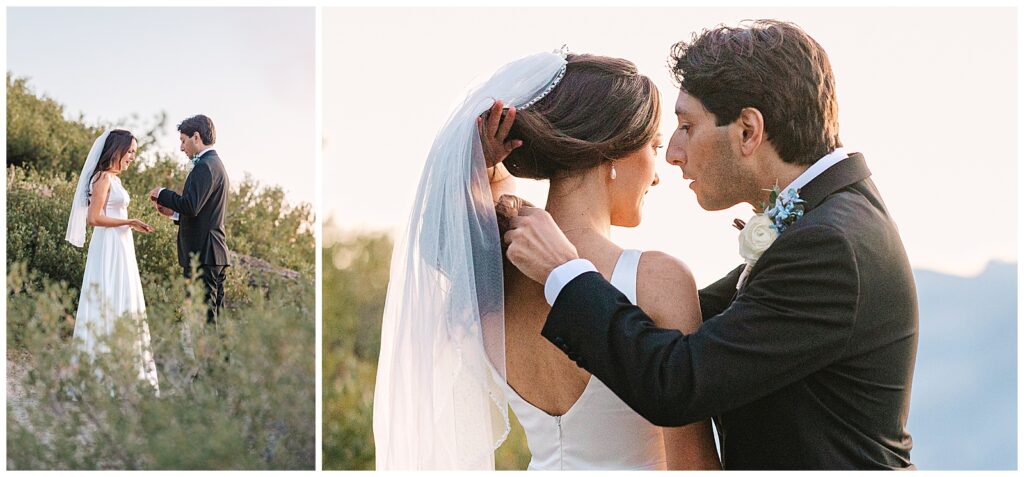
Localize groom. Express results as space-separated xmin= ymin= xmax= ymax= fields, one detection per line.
xmin=149 ymin=114 xmax=231 ymax=326
xmin=503 ymin=21 xmax=917 ymax=469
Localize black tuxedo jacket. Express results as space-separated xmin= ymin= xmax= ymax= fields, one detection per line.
xmin=542 ymin=153 xmax=918 ymax=469
xmin=158 ymin=150 xmax=230 ymax=268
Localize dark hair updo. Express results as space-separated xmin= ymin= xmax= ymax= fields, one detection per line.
xmin=503 ymin=54 xmax=662 ymax=180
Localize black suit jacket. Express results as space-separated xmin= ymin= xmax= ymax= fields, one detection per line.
xmin=542 ymin=153 xmax=918 ymax=469
xmin=158 ymin=150 xmax=230 ymax=268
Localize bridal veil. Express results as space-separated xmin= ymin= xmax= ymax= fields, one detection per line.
xmin=373 ymin=49 xmax=568 ymax=470
xmin=66 ymin=130 xmax=111 ymax=247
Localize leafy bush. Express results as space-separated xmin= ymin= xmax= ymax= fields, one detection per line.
xmin=320 ymin=224 xmax=531 ymax=470
xmin=6 ymin=74 xmax=101 ymax=175
xmin=228 ymin=177 xmax=314 ymax=276
xmin=321 ymin=228 xmax=390 ymax=470
xmin=7 ymin=262 xmax=315 ymax=469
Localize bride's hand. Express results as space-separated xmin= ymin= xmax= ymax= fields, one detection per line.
xmin=478 ymin=99 xmax=522 ymax=168
xmin=128 ymin=219 xmax=154 ymax=233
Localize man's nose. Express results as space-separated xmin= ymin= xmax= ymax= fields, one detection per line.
xmin=652 ymin=173 xmax=660 ymax=187
xmin=665 ymin=141 xmax=685 ymax=167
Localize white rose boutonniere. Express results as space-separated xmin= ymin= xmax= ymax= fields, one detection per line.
xmin=735 ymin=184 xmax=806 ymax=290
xmin=738 ymin=214 xmax=779 ymax=265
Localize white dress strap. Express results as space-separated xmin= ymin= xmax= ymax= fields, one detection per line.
xmin=609 ymin=249 xmax=642 ymax=305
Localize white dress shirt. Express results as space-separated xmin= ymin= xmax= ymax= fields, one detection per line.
xmin=542 ymin=148 xmax=850 ymax=306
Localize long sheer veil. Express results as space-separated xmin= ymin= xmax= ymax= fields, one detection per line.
xmin=373 ymin=50 xmax=568 ymax=470
xmin=66 ymin=130 xmax=111 ymax=247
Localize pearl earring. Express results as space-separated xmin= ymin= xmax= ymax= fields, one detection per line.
xmin=610 ymin=165 xmax=617 ymax=180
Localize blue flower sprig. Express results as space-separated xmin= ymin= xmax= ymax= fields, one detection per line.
xmin=761 ymin=184 xmax=806 ymax=234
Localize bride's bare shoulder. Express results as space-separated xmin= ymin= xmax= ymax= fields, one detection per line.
xmin=637 ymin=251 xmax=696 ymax=292
xmin=90 ymin=171 xmax=112 ymax=188
xmin=636 ymin=251 xmax=700 ymax=333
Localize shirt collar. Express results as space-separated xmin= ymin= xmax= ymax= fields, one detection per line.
xmin=195 ymin=146 xmax=215 ymax=159
xmin=782 ymin=147 xmax=848 ymax=196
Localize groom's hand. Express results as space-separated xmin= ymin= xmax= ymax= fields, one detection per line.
xmin=148 ymin=187 xmax=161 ymax=202
xmin=156 ymin=204 xmax=174 ymax=217
xmin=504 ymin=206 xmax=578 ymax=284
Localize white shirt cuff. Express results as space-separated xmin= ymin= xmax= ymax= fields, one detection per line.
xmin=544 ymin=259 xmax=598 ymax=306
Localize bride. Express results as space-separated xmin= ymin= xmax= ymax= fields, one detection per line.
xmin=373 ymin=49 xmax=719 ymax=470
xmin=65 ymin=129 xmax=160 ymax=394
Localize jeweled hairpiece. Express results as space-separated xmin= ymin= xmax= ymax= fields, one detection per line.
xmin=517 ymin=45 xmax=570 ymax=110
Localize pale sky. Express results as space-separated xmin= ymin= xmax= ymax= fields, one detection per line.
xmin=8 ymin=7 xmax=316 ymax=208
xmin=323 ymin=7 xmax=1017 ymax=286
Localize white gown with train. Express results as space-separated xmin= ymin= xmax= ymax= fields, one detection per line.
xmin=73 ymin=174 xmax=159 ymax=392
xmin=498 ymin=249 xmax=667 ymax=470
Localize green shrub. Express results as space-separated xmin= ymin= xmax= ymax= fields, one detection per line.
xmin=321 ymin=229 xmax=390 ymax=470
xmin=6 ymin=74 xmax=101 ymax=175
xmin=5 ymin=167 xmax=86 ymax=289
xmin=6 ymin=262 xmax=315 ymax=469
xmin=227 ymin=177 xmax=314 ymax=276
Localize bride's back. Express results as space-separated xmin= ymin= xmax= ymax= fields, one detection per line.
xmin=502 ymin=238 xmax=623 ymax=415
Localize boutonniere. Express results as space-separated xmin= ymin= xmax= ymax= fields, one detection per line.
xmin=736 ymin=183 xmax=806 ymax=290
xmin=762 ymin=185 xmax=806 ymax=234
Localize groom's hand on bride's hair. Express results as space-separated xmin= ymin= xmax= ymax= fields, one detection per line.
xmin=504 ymin=206 xmax=578 ymax=285
xmin=495 ymin=194 xmax=534 ymax=251
xmin=478 ymin=99 xmax=523 ymax=168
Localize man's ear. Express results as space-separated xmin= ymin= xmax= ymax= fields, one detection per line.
xmin=736 ymin=107 xmax=765 ymax=156
xmin=192 ymin=132 xmax=203 ymax=145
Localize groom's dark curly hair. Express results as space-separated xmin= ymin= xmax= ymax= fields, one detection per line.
xmin=177 ymin=114 xmax=217 ymax=145
xmin=670 ymin=20 xmax=842 ymax=166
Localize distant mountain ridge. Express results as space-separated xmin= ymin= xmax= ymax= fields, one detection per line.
xmin=908 ymin=261 xmax=1016 ymax=470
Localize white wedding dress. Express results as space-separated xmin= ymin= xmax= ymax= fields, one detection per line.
xmin=498 ymin=249 xmax=667 ymax=470
xmin=73 ymin=174 xmax=159 ymax=393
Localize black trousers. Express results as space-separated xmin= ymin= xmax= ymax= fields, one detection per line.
xmin=184 ymin=265 xmax=227 ymax=325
